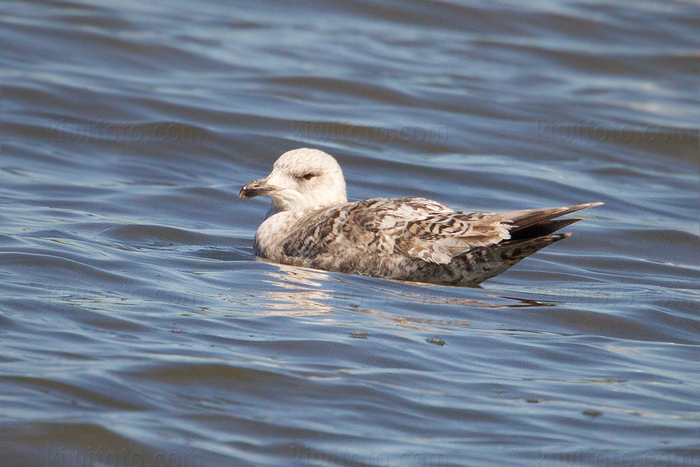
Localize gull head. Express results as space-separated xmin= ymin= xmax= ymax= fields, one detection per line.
xmin=239 ymin=148 xmax=348 ymax=212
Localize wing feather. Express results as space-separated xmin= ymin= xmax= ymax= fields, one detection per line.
xmin=282 ymin=197 xmax=512 ymax=264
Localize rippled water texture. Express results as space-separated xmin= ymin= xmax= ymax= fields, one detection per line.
xmin=1 ymin=1 xmax=699 ymax=466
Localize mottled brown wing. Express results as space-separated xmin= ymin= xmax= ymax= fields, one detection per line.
xmin=282 ymin=197 xmax=510 ymax=264
xmin=395 ymin=211 xmax=511 ymax=263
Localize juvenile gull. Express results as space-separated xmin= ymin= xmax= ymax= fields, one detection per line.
xmin=239 ymin=148 xmax=602 ymax=286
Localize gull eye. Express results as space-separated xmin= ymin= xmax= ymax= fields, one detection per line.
xmin=301 ymin=173 xmax=316 ymax=180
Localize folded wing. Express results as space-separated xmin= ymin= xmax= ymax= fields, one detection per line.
xmin=283 ymin=199 xmax=602 ymax=266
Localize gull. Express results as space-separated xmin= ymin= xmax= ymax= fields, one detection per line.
xmin=239 ymin=148 xmax=601 ymax=286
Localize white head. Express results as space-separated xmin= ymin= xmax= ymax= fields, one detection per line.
xmin=239 ymin=148 xmax=347 ymax=212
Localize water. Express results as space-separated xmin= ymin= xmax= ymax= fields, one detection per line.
xmin=1 ymin=0 xmax=699 ymax=466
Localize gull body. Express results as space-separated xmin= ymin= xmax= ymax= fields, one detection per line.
xmin=240 ymin=148 xmax=601 ymax=286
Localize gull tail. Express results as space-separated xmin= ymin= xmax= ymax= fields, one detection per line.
xmin=499 ymin=202 xmax=603 ymax=236
xmin=456 ymin=202 xmax=602 ymax=285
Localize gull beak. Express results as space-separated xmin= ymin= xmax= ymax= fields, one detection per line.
xmin=239 ymin=178 xmax=274 ymax=199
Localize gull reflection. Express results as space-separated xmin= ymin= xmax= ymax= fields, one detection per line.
xmin=254 ymin=263 xmax=557 ymax=331
xmin=256 ymin=264 xmax=337 ymax=316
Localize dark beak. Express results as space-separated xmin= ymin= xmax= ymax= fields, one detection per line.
xmin=239 ymin=179 xmax=273 ymax=198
